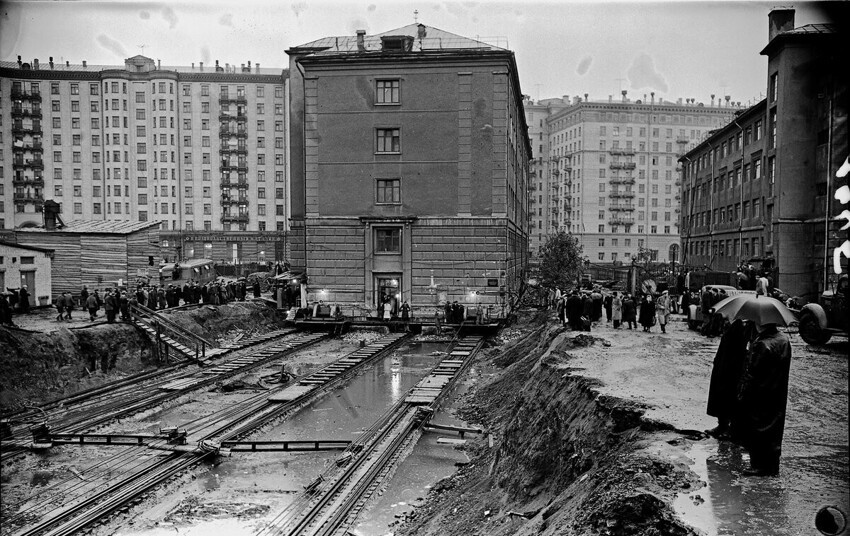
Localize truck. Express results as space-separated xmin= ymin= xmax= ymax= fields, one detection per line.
xmin=798 ymin=274 xmax=849 ymax=345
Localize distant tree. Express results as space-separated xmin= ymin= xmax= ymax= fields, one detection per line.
xmin=539 ymin=231 xmax=584 ymax=290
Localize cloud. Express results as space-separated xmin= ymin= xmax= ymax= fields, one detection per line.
xmin=139 ymin=11 xmax=150 ymax=20
xmin=161 ymin=5 xmax=178 ymax=29
xmin=291 ymin=1 xmax=307 ymax=17
xmin=367 ymin=4 xmax=376 ymax=12
xmin=219 ymin=13 xmax=233 ymax=27
xmin=96 ymin=34 xmax=127 ymax=58
xmin=627 ymin=53 xmax=669 ymax=93
xmin=576 ymin=56 xmax=592 ymax=76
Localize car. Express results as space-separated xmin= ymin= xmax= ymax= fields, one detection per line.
xmin=687 ymin=285 xmax=756 ymax=330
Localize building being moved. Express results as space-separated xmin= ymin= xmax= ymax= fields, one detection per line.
xmin=680 ymin=8 xmax=848 ymax=300
xmin=286 ymin=24 xmax=531 ymax=319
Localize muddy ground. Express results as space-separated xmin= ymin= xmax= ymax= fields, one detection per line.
xmin=397 ymin=310 xmax=848 ymax=536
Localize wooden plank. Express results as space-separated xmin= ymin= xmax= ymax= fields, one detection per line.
xmin=436 ymin=437 xmax=467 ymax=445
xmin=268 ymin=384 xmax=316 ymax=402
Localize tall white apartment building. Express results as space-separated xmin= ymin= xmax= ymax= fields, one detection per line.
xmin=525 ymin=92 xmax=742 ymax=264
xmin=1 ymin=55 xmax=289 ymax=263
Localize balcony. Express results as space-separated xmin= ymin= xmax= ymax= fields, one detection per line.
xmin=218 ymin=113 xmax=248 ymax=123
xmin=12 ymin=142 xmax=43 ymax=153
xmin=609 ymin=162 xmax=637 ymax=170
xmin=219 ymin=95 xmax=247 ymax=105
xmin=11 ymin=89 xmax=42 ymax=101
xmin=220 ymin=198 xmax=250 ymax=206
xmin=221 ymin=214 xmax=249 ymax=223
xmin=13 ymin=192 xmax=44 ymax=203
xmin=609 ymin=205 xmax=635 ymax=212
xmin=12 ymin=158 xmax=44 ymax=169
xmin=609 ymin=216 xmax=635 ymax=226
xmin=12 ymin=177 xmax=45 ymax=187
xmin=220 ymin=164 xmax=248 ymax=174
xmin=219 ymin=146 xmax=248 ymax=155
xmin=551 ymin=183 xmax=560 ymax=190
xmin=609 ymin=177 xmax=636 ymax=185
xmin=676 ymin=137 xmax=690 ymax=144
xmin=11 ymin=107 xmax=42 ymax=119
xmin=608 ymin=191 xmax=635 ymax=199
xmin=220 ymin=180 xmax=249 ymax=189
xmin=12 ymin=125 xmax=43 ymax=136
xmin=552 ymin=169 xmax=559 ymax=176
xmin=609 ymin=149 xmax=636 ymax=156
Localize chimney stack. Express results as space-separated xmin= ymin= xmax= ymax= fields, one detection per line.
xmin=650 ymin=91 xmax=655 ymax=104
xmin=621 ymin=90 xmax=627 ymax=102
xmin=199 ymin=61 xmax=203 ymax=71
xmin=157 ymin=59 xmax=161 ymax=69
xmin=82 ymin=60 xmax=87 ymax=68
xmin=256 ymin=63 xmax=260 ymax=72
xmin=768 ymin=8 xmax=795 ymax=43
xmin=66 ymin=61 xmax=70 ymax=67
xmin=608 ymin=95 xmax=613 ymax=103
xmin=584 ymin=93 xmax=588 ymax=102
xmin=33 ymin=58 xmax=39 ymax=69
xmin=356 ymin=30 xmax=366 ymax=52
xmin=711 ymin=94 xmax=715 ymax=106
xmin=17 ymin=55 xmax=22 ymax=67
xmin=725 ymin=95 xmax=731 ymax=107
xmin=49 ymin=56 xmax=54 ymax=69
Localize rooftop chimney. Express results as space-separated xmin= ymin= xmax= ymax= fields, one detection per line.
xmin=49 ymin=56 xmax=54 ymax=69
xmin=33 ymin=58 xmax=39 ymax=70
xmin=608 ymin=95 xmax=613 ymax=103
xmin=584 ymin=93 xmax=588 ymax=102
xmin=768 ymin=8 xmax=795 ymax=43
xmin=621 ymin=90 xmax=627 ymax=102
xmin=711 ymin=94 xmax=715 ymax=106
xmin=650 ymin=91 xmax=655 ymax=104
xmin=725 ymin=95 xmax=731 ymax=106
xmin=157 ymin=59 xmax=161 ymax=69
xmin=356 ymin=30 xmax=366 ymax=52
xmin=199 ymin=61 xmax=203 ymax=71
xmin=82 ymin=60 xmax=87 ymax=68
xmin=17 ymin=55 xmax=22 ymax=67
xmin=66 ymin=61 xmax=70 ymax=67
xmin=256 ymin=63 xmax=260 ymax=72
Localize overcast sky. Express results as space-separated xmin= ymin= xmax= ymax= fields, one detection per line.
xmin=0 ymin=1 xmax=839 ymax=107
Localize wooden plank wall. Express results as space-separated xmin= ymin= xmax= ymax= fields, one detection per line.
xmin=15 ymin=233 xmax=82 ymax=297
xmin=126 ymin=227 xmax=161 ymax=284
xmin=79 ymin=235 xmax=128 ymax=289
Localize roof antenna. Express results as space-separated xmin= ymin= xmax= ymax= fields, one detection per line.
xmin=414 ymin=9 xmax=419 ymax=23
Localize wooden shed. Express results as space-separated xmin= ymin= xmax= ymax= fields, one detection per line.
xmin=14 ymin=221 xmax=161 ymax=296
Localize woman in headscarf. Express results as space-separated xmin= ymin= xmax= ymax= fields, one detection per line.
xmin=638 ymin=294 xmax=655 ymax=332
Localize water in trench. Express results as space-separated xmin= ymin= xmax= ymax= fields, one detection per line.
xmin=116 ymin=341 xmax=459 ymax=534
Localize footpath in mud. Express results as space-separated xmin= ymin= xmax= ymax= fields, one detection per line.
xmin=397 ymin=309 xmax=849 ymax=536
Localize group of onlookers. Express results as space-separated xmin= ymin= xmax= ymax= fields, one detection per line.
xmin=553 ymin=286 xmax=673 ymax=333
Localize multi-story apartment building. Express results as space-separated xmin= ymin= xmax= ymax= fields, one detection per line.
xmin=1 ymin=55 xmax=289 ymax=263
xmin=287 ymin=24 xmax=530 ymax=318
xmin=526 ymin=93 xmax=739 ymax=263
xmin=680 ymin=8 xmax=847 ymax=300
xmin=524 ymin=97 xmax=569 ymax=256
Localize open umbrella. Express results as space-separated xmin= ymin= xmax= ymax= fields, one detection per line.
xmin=712 ymin=294 xmax=796 ymax=327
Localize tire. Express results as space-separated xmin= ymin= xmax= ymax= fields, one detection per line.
xmin=799 ymin=311 xmax=831 ymax=345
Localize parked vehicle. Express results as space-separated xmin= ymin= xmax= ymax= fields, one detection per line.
xmin=798 ymin=274 xmax=849 ymax=345
xmin=687 ymin=284 xmax=756 ymax=330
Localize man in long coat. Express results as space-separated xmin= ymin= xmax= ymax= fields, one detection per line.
xmin=566 ymin=291 xmax=584 ymax=330
xmin=736 ymin=322 xmax=792 ymax=476
xmin=706 ymin=319 xmax=753 ymax=439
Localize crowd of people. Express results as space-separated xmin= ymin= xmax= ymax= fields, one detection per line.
xmin=552 ymin=285 xmax=673 ymax=334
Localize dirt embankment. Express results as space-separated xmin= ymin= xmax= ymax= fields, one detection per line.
xmin=0 ymin=302 xmax=284 ymax=414
xmin=399 ymin=317 xmax=699 ymax=536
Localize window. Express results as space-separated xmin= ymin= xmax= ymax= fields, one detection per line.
xmin=376 ymin=80 xmax=400 ymax=104
xmin=377 ymin=179 xmax=401 ymax=204
xmin=376 ymin=128 xmax=400 ymax=153
xmin=375 ymin=228 xmax=401 ymax=253
xmin=70 ymin=83 xmax=79 ymax=95
xmin=257 ymin=120 xmax=265 ymax=131
xmin=185 ymin=203 xmax=193 ymax=215
xmin=275 ymin=188 xmax=284 ymax=199
xmin=74 ymin=203 xmax=82 ymax=214
xmin=257 ymin=103 xmax=264 ymax=114
xmin=276 ymin=204 xmax=284 ymax=216
xmin=769 ymin=73 xmax=778 ymax=102
xmin=274 ymin=121 xmax=283 ymax=132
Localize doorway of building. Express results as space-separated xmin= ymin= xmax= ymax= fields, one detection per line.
xmin=21 ymin=271 xmax=36 ymax=306
xmin=375 ymin=275 xmax=401 ymax=317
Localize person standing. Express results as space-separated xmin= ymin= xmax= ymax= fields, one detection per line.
xmin=655 ymin=290 xmax=671 ymax=334
xmin=591 ymin=288 xmax=603 ymax=322
xmin=383 ymin=298 xmax=392 ymax=321
xmin=639 ymin=294 xmax=655 ymax=332
xmin=604 ymin=293 xmax=613 ymax=323
xmin=611 ymin=292 xmax=623 ymax=329
xmin=0 ymin=293 xmax=14 ymax=326
xmin=622 ymin=294 xmax=637 ymax=330
xmin=755 ymin=274 xmax=769 ymax=296
xmin=80 ymin=286 xmax=90 ymax=310
xmin=706 ymin=319 xmax=753 ymax=440
xmin=63 ymin=292 xmax=74 ymax=320
xmin=18 ymin=286 xmax=30 ymax=314
xmin=55 ymin=293 xmax=66 ymax=321
xmin=86 ymin=292 xmax=99 ymax=321
xmin=253 ymin=280 xmax=261 ymax=298
xmin=567 ymin=291 xmax=583 ymax=330
xmin=737 ymin=321 xmax=792 ymax=476
xmin=104 ymin=290 xmax=117 ymax=323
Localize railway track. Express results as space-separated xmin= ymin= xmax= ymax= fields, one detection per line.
xmin=0 ymin=327 xmax=309 ymax=463
xmin=4 ymin=332 xmax=410 ymax=536
xmin=260 ymin=336 xmax=485 ymax=536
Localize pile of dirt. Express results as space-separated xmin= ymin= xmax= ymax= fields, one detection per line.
xmin=155 ymin=301 xmax=283 ymax=344
xmin=0 ymin=324 xmax=155 ymax=413
xmin=398 ymin=316 xmax=699 ymax=536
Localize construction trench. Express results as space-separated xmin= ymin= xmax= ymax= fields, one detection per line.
xmin=1 ymin=303 xmax=847 ymax=536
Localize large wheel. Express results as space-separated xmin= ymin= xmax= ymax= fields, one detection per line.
xmin=799 ymin=311 xmax=831 ymax=345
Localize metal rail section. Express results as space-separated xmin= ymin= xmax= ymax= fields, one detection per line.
xmin=262 ymin=336 xmax=485 ymax=536
xmin=0 ymin=328 xmax=304 ymax=463
xmin=8 ymin=333 xmax=411 ymax=536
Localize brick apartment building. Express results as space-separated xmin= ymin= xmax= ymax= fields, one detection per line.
xmin=287 ymin=24 xmax=531 ymax=318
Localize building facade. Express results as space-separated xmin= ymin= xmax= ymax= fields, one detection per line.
xmin=1 ymin=56 xmax=289 ymax=263
xmin=0 ymin=240 xmax=53 ymax=306
xmin=680 ymin=9 xmax=848 ymax=300
xmin=287 ymin=24 xmax=531 ymax=318
xmin=525 ymin=94 xmax=740 ymax=264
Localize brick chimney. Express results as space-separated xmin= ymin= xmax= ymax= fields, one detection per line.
xmin=768 ymin=8 xmax=795 ymax=43
xmin=356 ymin=30 xmax=366 ymax=52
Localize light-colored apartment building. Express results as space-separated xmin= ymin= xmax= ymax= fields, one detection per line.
xmin=1 ymin=55 xmax=289 ymax=263
xmin=525 ymin=93 xmax=741 ymax=264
